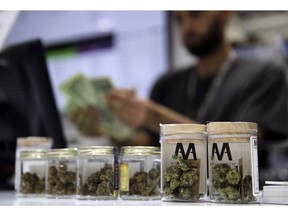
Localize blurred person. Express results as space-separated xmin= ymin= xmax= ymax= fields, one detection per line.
xmin=105 ymin=11 xmax=288 ymax=185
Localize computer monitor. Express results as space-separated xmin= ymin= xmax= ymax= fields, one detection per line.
xmin=0 ymin=39 xmax=67 ymax=157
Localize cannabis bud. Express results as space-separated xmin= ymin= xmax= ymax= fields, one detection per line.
xmin=79 ymin=163 xmax=114 ymax=196
xmin=211 ymin=163 xmax=256 ymax=202
xmin=211 ymin=163 xmax=231 ymax=187
xmin=226 ymin=168 xmax=241 ymax=185
xmin=129 ymin=167 xmax=160 ymax=196
xmin=217 ymin=186 xmax=240 ymax=201
xmin=163 ymin=157 xmax=199 ymax=200
xmin=47 ymin=163 xmax=76 ymax=195
xmin=20 ymin=172 xmax=45 ymax=194
xmin=242 ymin=175 xmax=256 ymax=202
xmin=211 ymin=163 xmax=243 ymax=202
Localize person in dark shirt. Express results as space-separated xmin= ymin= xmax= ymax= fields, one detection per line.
xmin=106 ymin=11 xmax=288 ymax=142
xmin=106 ymin=11 xmax=288 ymax=185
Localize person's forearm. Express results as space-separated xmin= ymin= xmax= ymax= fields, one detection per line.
xmin=144 ymin=101 xmax=198 ymax=133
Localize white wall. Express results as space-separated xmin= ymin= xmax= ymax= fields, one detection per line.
xmin=5 ymin=11 xmax=169 ymax=111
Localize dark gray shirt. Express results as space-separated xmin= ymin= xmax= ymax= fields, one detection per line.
xmin=150 ymin=57 xmax=288 ymax=141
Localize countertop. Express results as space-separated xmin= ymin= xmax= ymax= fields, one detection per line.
xmin=0 ymin=191 xmax=284 ymax=216
xmin=0 ymin=191 xmax=212 ymax=206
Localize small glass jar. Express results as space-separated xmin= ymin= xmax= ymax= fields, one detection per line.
xmin=15 ymin=137 xmax=52 ymax=191
xmin=160 ymin=124 xmax=207 ymax=202
xmin=206 ymin=122 xmax=259 ymax=204
xmin=16 ymin=149 xmax=47 ymax=197
xmin=76 ymin=146 xmax=118 ymax=200
xmin=46 ymin=148 xmax=77 ymax=198
xmin=119 ymin=146 xmax=161 ymax=200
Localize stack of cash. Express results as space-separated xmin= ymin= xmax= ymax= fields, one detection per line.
xmin=262 ymin=181 xmax=288 ymax=204
xmin=60 ymin=73 xmax=134 ymax=141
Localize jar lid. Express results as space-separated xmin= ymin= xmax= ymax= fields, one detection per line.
xmin=17 ymin=137 xmax=53 ymax=147
xmin=47 ymin=148 xmax=77 ymax=158
xmin=160 ymin=124 xmax=206 ymax=135
xmin=78 ymin=146 xmax=115 ymax=156
xmin=20 ymin=149 xmax=47 ymax=159
xmin=206 ymin=122 xmax=258 ymax=133
xmin=120 ymin=146 xmax=160 ymax=155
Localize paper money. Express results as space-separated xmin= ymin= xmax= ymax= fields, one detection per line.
xmin=60 ymin=73 xmax=97 ymax=108
xmin=60 ymin=73 xmax=133 ymax=141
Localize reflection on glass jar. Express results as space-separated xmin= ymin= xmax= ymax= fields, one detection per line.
xmin=160 ymin=124 xmax=207 ymax=202
xmin=15 ymin=137 xmax=52 ymax=191
xmin=46 ymin=148 xmax=77 ymax=198
xmin=77 ymin=146 xmax=118 ymax=200
xmin=207 ymin=122 xmax=259 ymax=204
xmin=119 ymin=146 xmax=161 ymax=200
xmin=17 ymin=150 xmax=47 ymax=197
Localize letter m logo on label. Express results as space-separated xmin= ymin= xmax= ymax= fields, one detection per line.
xmin=174 ymin=143 xmax=197 ymax=160
xmin=211 ymin=143 xmax=232 ymax=161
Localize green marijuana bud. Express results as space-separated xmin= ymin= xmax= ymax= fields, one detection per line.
xmin=211 ymin=163 xmax=246 ymax=202
xmin=226 ymin=168 xmax=241 ymax=185
xmin=79 ymin=163 xmax=114 ymax=196
xmin=163 ymin=157 xmax=199 ymax=200
xmin=47 ymin=163 xmax=76 ymax=196
xmin=128 ymin=167 xmax=160 ymax=197
xmin=20 ymin=172 xmax=45 ymax=194
xmin=218 ymin=186 xmax=240 ymax=201
xmin=180 ymin=170 xmax=199 ymax=187
xmin=243 ymin=175 xmax=256 ymax=202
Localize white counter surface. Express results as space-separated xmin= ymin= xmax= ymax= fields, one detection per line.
xmin=0 ymin=191 xmax=276 ymax=206
xmin=0 ymin=191 xmax=214 ymax=206
xmin=0 ymin=191 xmax=284 ymax=216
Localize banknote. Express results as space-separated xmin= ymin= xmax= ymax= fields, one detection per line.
xmin=60 ymin=73 xmax=133 ymax=141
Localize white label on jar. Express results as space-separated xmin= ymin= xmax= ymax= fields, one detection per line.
xmin=250 ymin=136 xmax=259 ymax=195
xmin=120 ymin=163 xmax=129 ymax=191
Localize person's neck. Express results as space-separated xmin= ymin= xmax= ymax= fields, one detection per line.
xmin=196 ymin=41 xmax=231 ymax=79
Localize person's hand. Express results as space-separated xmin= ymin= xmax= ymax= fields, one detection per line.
xmin=68 ymin=106 xmax=101 ymax=136
xmin=105 ymin=89 xmax=149 ymax=128
xmin=106 ymin=89 xmax=196 ymax=133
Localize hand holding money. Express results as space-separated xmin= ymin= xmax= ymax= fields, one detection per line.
xmin=60 ymin=73 xmax=134 ymax=141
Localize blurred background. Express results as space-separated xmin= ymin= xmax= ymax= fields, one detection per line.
xmin=1 ymin=11 xmax=288 ymax=182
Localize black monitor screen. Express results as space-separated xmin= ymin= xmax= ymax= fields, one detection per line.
xmin=0 ymin=39 xmax=67 ymax=152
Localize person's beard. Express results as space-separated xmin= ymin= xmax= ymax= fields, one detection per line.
xmin=184 ymin=17 xmax=224 ymax=57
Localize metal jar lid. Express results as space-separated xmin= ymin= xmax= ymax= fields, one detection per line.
xmin=17 ymin=137 xmax=53 ymax=147
xmin=206 ymin=122 xmax=258 ymax=133
xmin=160 ymin=124 xmax=206 ymax=135
xmin=120 ymin=146 xmax=160 ymax=155
xmin=78 ymin=146 xmax=115 ymax=156
xmin=20 ymin=149 xmax=47 ymax=159
xmin=47 ymin=148 xmax=77 ymax=158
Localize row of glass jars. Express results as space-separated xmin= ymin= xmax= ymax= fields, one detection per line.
xmin=17 ymin=145 xmax=160 ymax=200
xmin=16 ymin=121 xmax=259 ymax=204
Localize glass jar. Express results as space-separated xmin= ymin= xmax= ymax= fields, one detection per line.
xmin=160 ymin=124 xmax=207 ymax=202
xmin=16 ymin=149 xmax=47 ymax=197
xmin=15 ymin=137 xmax=52 ymax=191
xmin=76 ymin=146 xmax=118 ymax=200
xmin=119 ymin=146 xmax=161 ymax=200
xmin=206 ymin=122 xmax=259 ymax=204
xmin=46 ymin=148 xmax=77 ymax=198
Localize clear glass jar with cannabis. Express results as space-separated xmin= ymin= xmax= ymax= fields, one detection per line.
xmin=119 ymin=146 xmax=161 ymax=200
xmin=15 ymin=137 xmax=52 ymax=191
xmin=16 ymin=149 xmax=47 ymax=197
xmin=207 ymin=122 xmax=259 ymax=204
xmin=160 ymin=124 xmax=207 ymax=202
xmin=76 ymin=146 xmax=118 ymax=200
xmin=46 ymin=148 xmax=77 ymax=198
